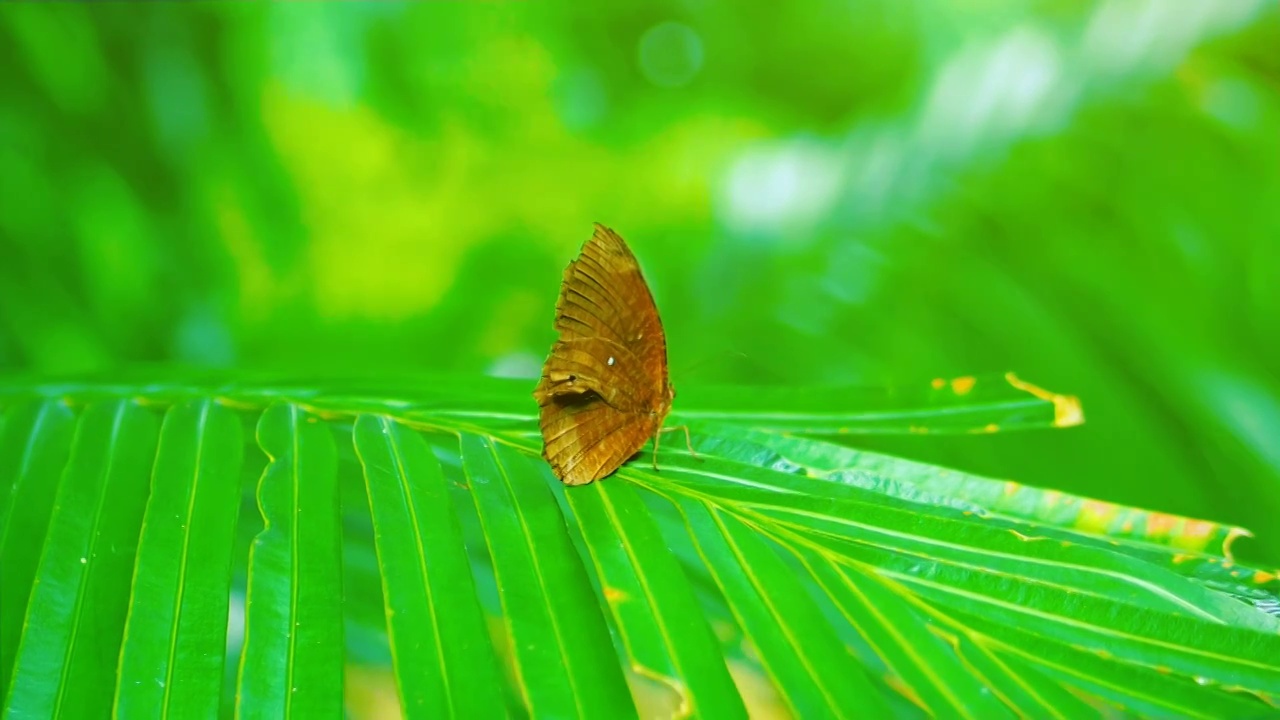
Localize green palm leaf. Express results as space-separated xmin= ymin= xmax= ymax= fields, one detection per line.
xmin=352 ymin=416 xmax=505 ymax=718
xmin=0 ymin=373 xmax=1276 ymax=718
xmin=117 ymin=399 xmax=243 ymax=716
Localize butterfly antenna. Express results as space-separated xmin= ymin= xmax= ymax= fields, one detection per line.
xmin=672 ymin=349 xmax=751 ymax=380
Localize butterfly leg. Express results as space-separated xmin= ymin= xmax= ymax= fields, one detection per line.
xmin=652 ymin=425 xmax=701 ymax=472
xmin=671 ymin=425 xmax=699 ymax=460
xmin=651 ymin=429 xmax=662 ymax=472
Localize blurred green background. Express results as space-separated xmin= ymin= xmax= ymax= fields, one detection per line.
xmin=0 ymin=2 xmax=1277 ymax=560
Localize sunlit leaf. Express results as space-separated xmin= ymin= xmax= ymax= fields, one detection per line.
xmin=116 ymin=399 xmax=245 ymax=715
xmin=0 ymin=400 xmax=75 ymax=701
xmin=236 ymin=403 xmax=343 ymax=718
xmin=0 ymin=376 xmax=1276 ymax=718
xmin=458 ymin=433 xmax=636 ymax=718
xmin=352 ymin=415 xmax=505 ymax=719
xmin=565 ymin=479 xmax=747 ymax=718
xmin=4 ymin=400 xmax=158 ymax=716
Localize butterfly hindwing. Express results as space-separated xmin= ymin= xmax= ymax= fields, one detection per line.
xmin=539 ymin=394 xmax=659 ymax=485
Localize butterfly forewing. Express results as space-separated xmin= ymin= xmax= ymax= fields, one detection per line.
xmin=533 ymin=224 xmax=673 ymax=485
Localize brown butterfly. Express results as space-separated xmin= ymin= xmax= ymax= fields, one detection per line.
xmin=533 ymin=223 xmax=692 ymax=485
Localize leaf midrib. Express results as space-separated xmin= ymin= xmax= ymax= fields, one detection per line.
xmin=54 ymin=402 xmax=126 ymax=716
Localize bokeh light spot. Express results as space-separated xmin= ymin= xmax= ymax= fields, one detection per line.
xmin=637 ymin=22 xmax=704 ymax=89
xmin=721 ymin=141 xmax=843 ymax=241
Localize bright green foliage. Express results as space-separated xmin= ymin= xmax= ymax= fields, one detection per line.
xmin=0 ymin=377 xmax=1276 ymax=718
xmin=0 ymin=400 xmax=75 ymax=701
xmin=5 ymin=401 xmax=158 ymax=716
xmin=1 ymin=1 xmax=1279 ymax=717
xmin=117 ymin=400 xmax=244 ymax=716
xmin=565 ymin=478 xmax=747 ymax=718
xmin=237 ymin=403 xmax=344 ymax=718
xmin=353 ymin=415 xmax=505 ymax=718
xmin=1 ymin=3 xmax=1278 ymax=562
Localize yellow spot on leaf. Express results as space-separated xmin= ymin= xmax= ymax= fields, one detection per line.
xmin=1002 ymin=481 xmax=1020 ymax=497
xmin=486 ymin=615 xmax=520 ymax=697
xmin=627 ymin=666 xmax=689 ymax=719
xmin=928 ymin=625 xmax=962 ymax=650
xmin=884 ymin=674 xmax=927 ymax=712
xmin=604 ymin=586 xmax=629 ymax=604
xmin=950 ymin=376 xmax=976 ymax=395
xmin=1223 ymin=526 xmax=1252 ymax=563
xmin=1182 ymin=520 xmax=1215 ymax=542
xmin=1005 ymin=372 xmax=1085 ymax=427
xmin=931 ymin=377 xmax=946 ymax=390
xmin=1078 ymin=500 xmax=1118 ymax=534
xmin=1147 ymin=512 xmax=1178 ymax=537
xmin=727 ymin=659 xmax=788 ymax=720
xmin=1171 ymin=553 xmax=1193 ymax=564
xmin=1254 ymin=570 xmax=1278 ymax=585
xmin=908 ymin=425 xmax=929 ymax=434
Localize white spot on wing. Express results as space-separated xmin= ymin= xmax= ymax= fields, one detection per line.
xmin=608 ymin=356 xmax=616 ymax=366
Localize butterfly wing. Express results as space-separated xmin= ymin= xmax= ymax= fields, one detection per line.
xmin=549 ymin=224 xmax=668 ymax=356
xmin=533 ymin=224 xmax=673 ymax=484
xmin=535 ymin=337 xmax=660 ymax=412
xmin=538 ymin=376 xmax=660 ymax=485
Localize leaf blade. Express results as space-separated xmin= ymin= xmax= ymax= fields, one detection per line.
xmin=673 ymin=496 xmax=890 ymax=718
xmin=0 ymin=400 xmax=76 ymax=700
xmin=115 ymin=399 xmax=245 ymax=716
xmin=236 ymin=403 xmax=343 ymax=718
xmin=459 ymin=433 xmax=635 ymax=718
xmin=352 ymin=415 xmax=506 ymax=719
xmin=794 ymin=548 xmax=1015 ymax=719
xmin=565 ymin=478 xmax=747 ymax=718
xmin=3 ymin=400 xmax=159 ymax=716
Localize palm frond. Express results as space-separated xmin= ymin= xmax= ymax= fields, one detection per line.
xmin=0 ymin=374 xmax=1276 ymax=718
